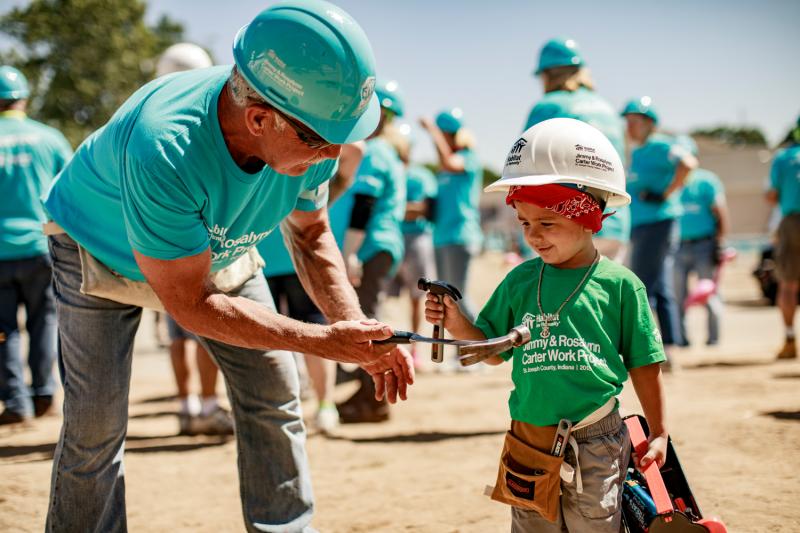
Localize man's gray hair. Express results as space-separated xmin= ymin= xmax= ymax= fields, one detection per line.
xmin=228 ymin=66 xmax=268 ymax=108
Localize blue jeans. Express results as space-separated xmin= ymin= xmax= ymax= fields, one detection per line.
xmin=675 ymin=237 xmax=721 ymax=344
xmin=434 ymin=244 xmax=477 ymax=322
xmin=46 ymin=234 xmax=315 ymax=533
xmin=630 ymin=219 xmax=682 ymax=346
xmin=0 ymin=254 xmax=57 ymax=417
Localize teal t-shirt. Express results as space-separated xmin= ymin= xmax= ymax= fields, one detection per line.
xmin=769 ymin=144 xmax=800 ymax=216
xmin=351 ymin=137 xmax=406 ymax=269
xmin=628 ymin=133 xmax=691 ymax=228
xmin=0 ymin=112 xmax=72 ymax=260
xmin=524 ymin=87 xmax=625 ymax=160
xmin=433 ymin=148 xmax=483 ymax=248
xmin=679 ymin=168 xmax=724 ymax=241
xmin=475 ymin=257 xmax=665 ymax=426
xmin=402 ymin=164 xmax=437 ymax=235
xmin=258 ymin=227 xmax=295 ymax=278
xmin=523 ymin=88 xmax=628 ymax=243
xmin=43 ymin=66 xmax=334 ymax=281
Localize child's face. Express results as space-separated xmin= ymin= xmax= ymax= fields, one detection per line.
xmin=515 ymin=201 xmax=594 ymax=268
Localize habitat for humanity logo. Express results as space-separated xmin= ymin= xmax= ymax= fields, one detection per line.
xmin=574 ymin=144 xmax=596 ymax=153
xmin=505 ymin=138 xmax=527 ymax=167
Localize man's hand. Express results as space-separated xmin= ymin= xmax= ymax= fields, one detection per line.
xmin=633 ymin=433 xmax=668 ymax=470
xmin=367 ymin=346 xmax=415 ymax=404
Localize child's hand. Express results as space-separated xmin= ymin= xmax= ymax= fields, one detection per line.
xmin=633 ymin=434 xmax=668 ymax=470
xmin=424 ymin=293 xmax=466 ymax=333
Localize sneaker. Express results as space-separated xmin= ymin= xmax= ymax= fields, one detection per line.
xmin=315 ymin=405 xmax=340 ymax=433
xmin=178 ymin=412 xmax=198 ymax=436
xmin=33 ymin=395 xmax=54 ymax=417
xmin=0 ymin=409 xmax=30 ymax=426
xmin=193 ymin=407 xmax=235 ymax=436
xmin=777 ymin=339 xmax=797 ymax=360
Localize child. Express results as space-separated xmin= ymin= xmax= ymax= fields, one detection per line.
xmin=425 ymin=118 xmax=668 ymax=532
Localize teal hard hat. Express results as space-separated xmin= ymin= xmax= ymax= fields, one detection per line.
xmin=232 ymin=0 xmax=380 ymax=144
xmin=621 ymin=96 xmax=659 ymax=125
xmin=0 ymin=66 xmax=30 ymax=100
xmin=535 ymin=38 xmax=585 ymax=75
xmin=435 ymin=107 xmax=464 ymax=133
xmin=375 ymin=79 xmax=404 ymax=117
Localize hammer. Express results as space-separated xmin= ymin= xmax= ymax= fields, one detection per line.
xmin=457 ymin=325 xmax=531 ymax=366
xmin=417 ymin=277 xmax=462 ymax=363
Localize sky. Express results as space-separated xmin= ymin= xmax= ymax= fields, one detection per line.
xmin=5 ymin=0 xmax=800 ymax=170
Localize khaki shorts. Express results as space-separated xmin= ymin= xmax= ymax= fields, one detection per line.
xmin=775 ymin=213 xmax=800 ymax=282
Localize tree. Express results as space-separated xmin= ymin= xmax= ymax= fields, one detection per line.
xmin=690 ymin=125 xmax=768 ymax=147
xmin=0 ymin=0 xmax=185 ymax=146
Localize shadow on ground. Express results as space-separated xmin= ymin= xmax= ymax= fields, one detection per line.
xmin=324 ymin=429 xmax=504 ymax=444
xmin=0 ymin=434 xmax=231 ymax=463
xmin=762 ymin=410 xmax=800 ymax=422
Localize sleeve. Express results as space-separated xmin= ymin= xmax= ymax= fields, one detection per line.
xmin=351 ymin=154 xmax=385 ymax=199
xmin=474 ymin=276 xmax=516 ymax=361
xmin=47 ymin=130 xmax=74 ymax=175
xmin=524 ymin=102 xmax=560 ymax=130
xmin=769 ymin=152 xmax=784 ymax=194
xmin=461 ymin=149 xmax=482 ymax=176
xmin=619 ymin=282 xmax=667 ymax=369
xmin=295 ymin=159 xmax=337 ymax=212
xmin=709 ymin=173 xmax=726 ymax=207
xmin=120 ymin=156 xmax=210 ymax=260
xmin=667 ymin=141 xmax=690 ymax=165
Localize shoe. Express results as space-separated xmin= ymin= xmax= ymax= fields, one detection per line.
xmin=178 ymin=412 xmax=198 ymax=436
xmin=193 ymin=407 xmax=235 ymax=436
xmin=777 ymin=339 xmax=797 ymax=360
xmin=33 ymin=395 xmax=54 ymax=417
xmin=0 ymin=409 xmax=30 ymax=426
xmin=315 ymin=405 xmax=340 ymax=433
xmin=337 ymin=398 xmax=389 ymax=424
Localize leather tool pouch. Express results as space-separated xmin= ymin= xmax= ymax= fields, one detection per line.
xmin=489 ymin=421 xmax=564 ymax=523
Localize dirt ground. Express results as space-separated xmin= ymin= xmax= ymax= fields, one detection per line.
xmin=1 ymin=251 xmax=799 ymax=532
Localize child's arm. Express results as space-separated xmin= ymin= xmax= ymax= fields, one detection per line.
xmin=424 ymin=293 xmax=504 ymax=365
xmin=629 ymin=363 xmax=668 ymax=469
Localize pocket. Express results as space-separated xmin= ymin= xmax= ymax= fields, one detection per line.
xmin=490 ymin=430 xmax=564 ymax=523
xmin=575 ymin=427 xmax=629 ymax=520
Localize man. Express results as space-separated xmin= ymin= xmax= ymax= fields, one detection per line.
xmin=767 ymin=115 xmax=800 ymax=360
xmin=41 ymin=3 xmax=413 ymax=531
xmin=0 ymin=66 xmax=72 ymax=425
xmin=623 ymin=97 xmax=697 ymax=368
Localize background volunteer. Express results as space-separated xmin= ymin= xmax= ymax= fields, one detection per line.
xmin=524 ymin=37 xmax=630 ymax=263
xmin=623 ymin=97 xmax=698 ymax=366
xmin=338 ymin=79 xmax=407 ymax=424
xmin=0 ymin=66 xmax=72 ymax=425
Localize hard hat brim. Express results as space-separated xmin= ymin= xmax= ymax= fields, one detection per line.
xmin=485 ymin=174 xmax=631 ymax=207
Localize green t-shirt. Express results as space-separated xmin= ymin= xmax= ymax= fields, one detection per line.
xmin=0 ymin=111 xmax=72 ymax=260
xmin=475 ymin=257 xmax=665 ymax=426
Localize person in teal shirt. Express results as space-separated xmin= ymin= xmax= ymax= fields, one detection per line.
xmin=37 ymin=4 xmax=414 ymax=530
xmin=420 ymin=108 xmax=483 ymax=324
xmin=675 ymin=158 xmax=729 ymax=346
xmin=338 ymin=79 xmax=407 ymax=423
xmin=623 ymin=97 xmax=697 ymax=363
xmin=767 ymin=115 xmax=800 ymax=360
xmin=0 ymin=66 xmax=72 ymax=426
xmin=524 ymin=37 xmax=630 ymax=263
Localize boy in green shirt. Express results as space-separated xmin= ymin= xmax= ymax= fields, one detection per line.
xmin=425 ymin=118 xmax=668 ymax=532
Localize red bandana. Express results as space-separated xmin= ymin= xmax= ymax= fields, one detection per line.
xmin=505 ymin=184 xmax=607 ymax=233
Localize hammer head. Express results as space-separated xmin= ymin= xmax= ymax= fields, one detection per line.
xmin=457 ymin=325 xmax=531 ymax=366
xmin=417 ymin=278 xmax=463 ymax=301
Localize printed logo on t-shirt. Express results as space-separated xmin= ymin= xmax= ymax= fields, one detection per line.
xmin=517 ymin=313 xmax=610 ymax=374
xmin=206 ymin=223 xmax=273 ymax=263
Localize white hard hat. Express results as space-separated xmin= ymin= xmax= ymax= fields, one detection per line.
xmin=486 ymin=118 xmax=630 ymax=207
xmin=156 ymin=43 xmax=213 ymax=76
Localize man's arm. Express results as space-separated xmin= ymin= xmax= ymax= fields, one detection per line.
xmin=419 ymin=117 xmax=465 ymax=173
xmin=135 ymin=248 xmax=387 ymax=362
xmin=663 ymin=155 xmax=698 ymax=198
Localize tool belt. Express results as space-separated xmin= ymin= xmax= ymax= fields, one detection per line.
xmin=44 ymin=222 xmax=265 ymax=311
xmin=486 ymin=397 xmax=617 ymax=523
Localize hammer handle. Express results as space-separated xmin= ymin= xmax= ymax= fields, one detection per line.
xmin=431 ymin=295 xmax=444 ymax=363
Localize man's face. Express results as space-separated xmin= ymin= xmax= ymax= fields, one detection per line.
xmin=515 ymin=201 xmax=590 ymax=267
xmin=625 ymin=114 xmax=654 ymax=144
xmin=246 ymin=104 xmax=342 ymax=176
